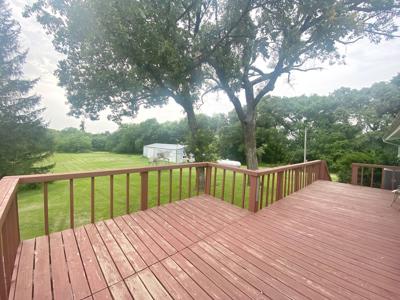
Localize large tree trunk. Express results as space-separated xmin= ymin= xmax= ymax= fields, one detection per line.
xmin=242 ymin=114 xmax=258 ymax=170
xmin=178 ymin=98 xmax=205 ymax=190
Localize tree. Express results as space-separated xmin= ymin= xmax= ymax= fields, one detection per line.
xmin=53 ymin=128 xmax=92 ymax=153
xmin=204 ymin=0 xmax=400 ymax=169
xmin=0 ymin=0 xmax=53 ymax=178
xmin=24 ymin=0 xmax=227 ymax=162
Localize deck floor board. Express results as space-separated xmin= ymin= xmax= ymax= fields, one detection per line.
xmin=10 ymin=181 xmax=400 ymax=299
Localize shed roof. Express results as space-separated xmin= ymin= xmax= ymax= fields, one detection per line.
xmin=144 ymin=143 xmax=186 ymax=150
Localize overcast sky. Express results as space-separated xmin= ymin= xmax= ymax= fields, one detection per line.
xmin=10 ymin=0 xmax=400 ymax=133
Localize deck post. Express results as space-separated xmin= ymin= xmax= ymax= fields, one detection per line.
xmin=351 ymin=164 xmax=359 ymax=185
xmin=140 ymin=172 xmax=148 ymax=210
xmin=248 ymin=175 xmax=259 ymax=213
xmin=204 ymin=166 xmax=212 ymax=195
xmin=276 ymin=171 xmax=284 ymax=200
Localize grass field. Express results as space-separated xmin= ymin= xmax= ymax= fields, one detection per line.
xmin=18 ymin=152 xmax=255 ymax=239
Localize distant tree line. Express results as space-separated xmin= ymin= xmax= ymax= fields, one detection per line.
xmin=50 ymin=74 xmax=400 ymax=182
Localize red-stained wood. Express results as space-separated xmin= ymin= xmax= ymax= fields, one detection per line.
xmin=212 ymin=167 xmax=217 ymax=196
xmin=43 ymin=182 xmax=49 ymax=235
xmin=276 ymin=171 xmax=284 ymax=201
xmin=271 ymin=173 xmax=276 ymax=204
xmin=33 ymin=236 xmax=52 ymax=300
xmin=241 ymin=174 xmax=246 ymax=208
xmin=221 ymin=169 xmax=226 ymax=200
xmin=13 ymin=239 xmax=34 ymax=300
xmin=140 ymin=172 xmax=148 ymax=210
xmin=49 ymin=232 xmax=73 ymax=299
xmin=74 ymin=226 xmax=107 ymax=294
xmin=95 ymin=222 xmax=135 ymax=279
xmin=109 ymin=281 xmax=133 ymax=299
xmin=9 ymin=177 xmax=400 ymax=300
xmin=138 ymin=268 xmax=173 ymax=300
xmin=265 ymin=173 xmax=270 ymax=207
xmin=126 ymin=173 xmax=130 ymax=213
xmin=248 ymin=175 xmax=259 ymax=213
xmin=196 ymin=168 xmax=200 ymax=196
xmin=231 ymin=171 xmax=236 ymax=204
xmin=259 ymin=175 xmax=265 ymax=209
xmin=70 ymin=179 xmax=74 ymax=228
xmin=169 ymin=169 xmax=173 ymax=203
xmin=109 ymin=175 xmax=114 ymax=218
xmin=178 ymin=168 xmax=182 ymax=200
xmin=188 ymin=167 xmax=192 ymax=198
xmin=104 ymin=219 xmax=147 ymax=272
xmin=150 ymin=262 xmax=191 ymax=300
xmin=85 ymin=224 xmax=122 ymax=286
xmin=162 ymin=256 xmax=211 ymax=299
xmin=62 ymin=229 xmax=91 ymax=299
xmin=124 ymin=274 xmax=153 ymax=300
xmin=90 ymin=177 xmax=95 ymax=223
xmin=113 ymin=216 xmax=158 ymax=266
xmin=92 ymin=288 xmax=112 ymax=300
xmin=205 ymin=166 xmax=212 ymax=195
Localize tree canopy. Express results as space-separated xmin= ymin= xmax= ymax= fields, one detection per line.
xmin=0 ymin=0 xmax=53 ymax=178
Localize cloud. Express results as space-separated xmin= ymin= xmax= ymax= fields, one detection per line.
xmin=10 ymin=1 xmax=400 ymax=133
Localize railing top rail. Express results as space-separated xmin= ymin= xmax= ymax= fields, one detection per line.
xmin=352 ymin=163 xmax=400 ymax=170
xmin=208 ymin=160 xmax=323 ymax=176
xmin=15 ymin=162 xmax=209 ymax=184
xmin=0 ymin=177 xmax=19 ymax=227
xmin=5 ymin=160 xmax=326 ymax=184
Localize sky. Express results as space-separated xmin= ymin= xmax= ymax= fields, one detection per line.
xmin=10 ymin=0 xmax=400 ymax=133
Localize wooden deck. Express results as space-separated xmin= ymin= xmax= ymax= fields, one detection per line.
xmin=9 ymin=180 xmax=400 ymax=300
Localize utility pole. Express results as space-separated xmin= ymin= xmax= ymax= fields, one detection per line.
xmin=304 ymin=127 xmax=307 ymax=163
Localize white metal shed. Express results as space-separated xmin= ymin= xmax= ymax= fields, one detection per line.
xmin=143 ymin=143 xmax=187 ymax=163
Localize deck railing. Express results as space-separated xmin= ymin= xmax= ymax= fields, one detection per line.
xmin=351 ymin=163 xmax=400 ymax=189
xmin=0 ymin=159 xmax=330 ymax=298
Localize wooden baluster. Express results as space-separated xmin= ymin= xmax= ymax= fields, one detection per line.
xmin=360 ymin=167 xmax=364 ymax=186
xmin=282 ymin=171 xmax=287 ymax=198
xmin=196 ymin=168 xmax=200 ymax=196
xmin=221 ymin=169 xmax=226 ymax=200
xmin=157 ymin=170 xmax=161 ymax=206
xmin=276 ymin=171 xmax=284 ymax=201
xmin=259 ymin=175 xmax=265 ymax=209
xmin=241 ymin=174 xmax=246 ymax=208
xmin=231 ymin=171 xmax=236 ymax=204
xmin=43 ymin=182 xmax=49 ymax=235
xmin=205 ymin=166 xmax=212 ymax=195
xmin=351 ymin=164 xmax=359 ymax=185
xmin=169 ymin=169 xmax=173 ymax=203
xmin=370 ymin=168 xmax=374 ymax=188
xmin=70 ymin=179 xmax=74 ymax=228
xmin=109 ymin=175 xmax=114 ymax=218
xmin=265 ymin=173 xmax=271 ymax=207
xmin=380 ymin=168 xmax=384 ymax=189
xmin=90 ymin=177 xmax=95 ymax=223
xmin=291 ymin=169 xmax=295 ymax=193
xmin=271 ymin=173 xmax=276 ymax=203
xmin=213 ymin=167 xmax=217 ymax=196
xmin=294 ymin=169 xmax=299 ymax=192
xmin=126 ymin=173 xmax=130 ymax=214
xmin=179 ymin=168 xmax=183 ymax=200
xmin=188 ymin=167 xmax=192 ymax=197
xmin=140 ymin=172 xmax=148 ymax=210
